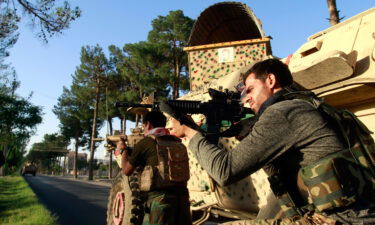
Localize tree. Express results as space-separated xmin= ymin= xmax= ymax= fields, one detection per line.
xmin=109 ymin=42 xmax=168 ymax=127
xmin=110 ymin=42 xmax=170 ymax=100
xmin=0 ymin=7 xmax=19 ymax=61
xmin=0 ymin=1 xmax=81 ymax=76
xmin=26 ymin=133 xmax=69 ymax=174
xmin=0 ymin=1 xmax=81 ymax=42
xmin=105 ymin=53 xmax=137 ymax=134
xmin=148 ymin=10 xmax=194 ymax=99
xmin=53 ymin=86 xmax=91 ymax=178
xmin=0 ymin=88 xmax=43 ymax=175
xmin=71 ymin=45 xmax=108 ymax=180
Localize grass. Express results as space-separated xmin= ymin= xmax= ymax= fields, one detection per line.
xmin=0 ymin=176 xmax=58 ymax=225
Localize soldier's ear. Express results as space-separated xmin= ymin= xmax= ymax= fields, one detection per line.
xmin=266 ymin=73 xmax=276 ymax=88
xmin=267 ymin=73 xmax=281 ymax=90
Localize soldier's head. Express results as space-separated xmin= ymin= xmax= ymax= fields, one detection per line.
xmin=142 ymin=110 xmax=167 ymax=131
xmin=241 ymin=59 xmax=293 ymax=114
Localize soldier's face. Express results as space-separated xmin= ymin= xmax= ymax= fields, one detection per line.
xmin=168 ymin=117 xmax=185 ymax=138
xmin=142 ymin=121 xmax=152 ymax=135
xmin=242 ymin=73 xmax=274 ymax=114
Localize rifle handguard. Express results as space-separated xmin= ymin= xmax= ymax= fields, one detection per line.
xmin=159 ymin=102 xmax=204 ymax=133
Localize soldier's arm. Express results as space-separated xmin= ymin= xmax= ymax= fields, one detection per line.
xmin=116 ymin=138 xmax=135 ymax=176
xmin=121 ymin=150 xmax=135 ymax=176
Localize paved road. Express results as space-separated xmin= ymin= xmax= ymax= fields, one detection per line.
xmin=24 ymin=174 xmax=111 ymax=225
xmin=24 ymin=174 xmax=219 ymax=225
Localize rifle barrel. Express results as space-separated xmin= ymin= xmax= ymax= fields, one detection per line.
xmin=115 ymin=102 xmax=153 ymax=108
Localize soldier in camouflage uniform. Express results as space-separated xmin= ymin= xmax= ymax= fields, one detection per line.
xmin=170 ymin=59 xmax=375 ymax=225
xmin=117 ymin=111 xmax=192 ymax=225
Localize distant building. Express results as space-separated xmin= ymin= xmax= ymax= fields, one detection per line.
xmin=65 ymin=151 xmax=87 ymax=174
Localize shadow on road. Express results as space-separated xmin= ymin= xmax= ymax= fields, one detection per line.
xmin=24 ymin=175 xmax=110 ymax=225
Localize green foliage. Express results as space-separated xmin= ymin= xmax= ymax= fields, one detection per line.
xmin=26 ymin=133 xmax=67 ymax=173
xmin=52 ymin=10 xmax=194 ymax=169
xmin=71 ymin=45 xmax=110 ymax=180
xmin=109 ymin=42 xmax=170 ymax=101
xmin=148 ymin=10 xmax=193 ymax=45
xmin=100 ymin=64 xmax=136 ymax=131
xmin=0 ymin=176 xmax=57 ymax=225
xmin=0 ymin=0 xmax=81 ymax=42
xmin=53 ymin=86 xmax=91 ymax=147
xmin=92 ymin=159 xmax=101 ymax=170
xmin=99 ymin=163 xmax=108 ymax=171
xmin=77 ymin=157 xmax=88 ymax=170
xmin=72 ymin=45 xmax=108 ymax=112
xmin=0 ymin=82 xmax=43 ymax=173
xmin=0 ymin=1 xmax=81 ymax=77
xmin=108 ymin=10 xmax=194 ymax=101
xmin=0 ymin=7 xmax=19 ymax=59
xmin=148 ymin=10 xmax=194 ymax=99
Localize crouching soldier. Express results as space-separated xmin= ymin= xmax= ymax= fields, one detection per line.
xmin=116 ymin=110 xmax=192 ymax=225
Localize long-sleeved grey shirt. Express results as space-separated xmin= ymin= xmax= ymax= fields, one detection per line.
xmin=188 ymin=97 xmax=344 ymax=186
xmin=188 ymin=92 xmax=375 ymax=224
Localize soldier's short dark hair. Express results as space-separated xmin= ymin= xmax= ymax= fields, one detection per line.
xmin=143 ymin=110 xmax=166 ymax=128
xmin=242 ymin=58 xmax=293 ymax=87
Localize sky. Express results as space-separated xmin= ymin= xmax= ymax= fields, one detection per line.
xmin=6 ymin=0 xmax=375 ymax=159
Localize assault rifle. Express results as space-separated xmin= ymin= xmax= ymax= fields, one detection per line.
xmin=115 ymin=88 xmax=253 ymax=144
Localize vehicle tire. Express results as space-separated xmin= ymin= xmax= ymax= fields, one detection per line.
xmin=106 ymin=168 xmax=144 ymax=225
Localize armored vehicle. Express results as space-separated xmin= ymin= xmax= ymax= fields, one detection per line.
xmin=21 ymin=162 xmax=37 ymax=176
xmin=106 ymin=2 xmax=375 ymax=224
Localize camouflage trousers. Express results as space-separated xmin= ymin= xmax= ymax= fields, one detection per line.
xmin=143 ymin=190 xmax=192 ymax=225
xmin=220 ymin=212 xmax=339 ymax=225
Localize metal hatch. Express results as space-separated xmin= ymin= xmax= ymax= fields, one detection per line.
xmin=188 ymin=1 xmax=266 ymax=46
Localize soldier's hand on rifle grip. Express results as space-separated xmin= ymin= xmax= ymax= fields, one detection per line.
xmin=114 ymin=138 xmax=126 ymax=157
xmin=169 ymin=117 xmax=198 ymax=140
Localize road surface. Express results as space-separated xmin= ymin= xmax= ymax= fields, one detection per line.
xmin=24 ymin=174 xmax=219 ymax=225
xmin=24 ymin=174 xmax=110 ymax=225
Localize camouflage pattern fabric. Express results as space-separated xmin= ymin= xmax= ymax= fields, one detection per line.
xmin=296 ymin=107 xmax=375 ymax=212
xmin=280 ymin=92 xmax=375 ymax=214
xmin=319 ymin=106 xmax=375 ymax=187
xmin=143 ymin=191 xmax=191 ymax=225
xmin=220 ymin=212 xmax=338 ymax=225
xmin=298 ymin=149 xmax=362 ymax=211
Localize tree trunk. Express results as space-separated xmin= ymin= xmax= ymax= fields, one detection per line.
xmin=173 ymin=57 xmax=180 ymax=99
xmin=120 ymin=117 xmax=124 ymax=134
xmin=121 ymin=115 xmax=127 ymax=135
xmin=63 ymin=154 xmax=66 ymax=176
xmin=0 ymin=145 xmax=8 ymax=176
xmin=0 ymin=126 xmax=12 ymax=176
xmin=108 ymin=118 xmax=113 ymax=179
xmin=109 ymin=152 xmax=113 ymax=179
xmin=135 ymin=114 xmax=139 ymax=127
xmin=88 ymin=77 xmax=101 ymax=181
xmin=171 ymin=42 xmax=180 ymax=100
xmin=107 ymin=118 xmax=113 ymax=135
xmin=326 ymin=0 xmax=340 ymax=25
xmin=74 ymin=134 xmax=79 ymax=179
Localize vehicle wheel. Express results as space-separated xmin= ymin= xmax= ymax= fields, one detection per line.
xmin=106 ymin=168 xmax=144 ymax=225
